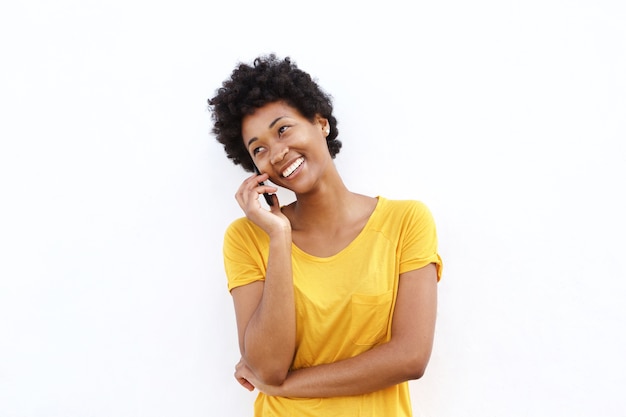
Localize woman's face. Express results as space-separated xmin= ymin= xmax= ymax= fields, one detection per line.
xmin=241 ymin=101 xmax=330 ymax=193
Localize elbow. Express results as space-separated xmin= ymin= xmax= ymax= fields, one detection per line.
xmin=245 ymin=354 xmax=289 ymax=386
xmin=403 ymin=353 xmax=431 ymax=381
xmin=405 ymin=363 xmax=427 ymax=380
xmin=255 ymin=367 xmax=288 ymax=386
xmin=242 ymin=346 xmax=293 ymax=386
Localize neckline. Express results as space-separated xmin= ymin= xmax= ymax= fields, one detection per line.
xmin=290 ymin=196 xmax=383 ymax=261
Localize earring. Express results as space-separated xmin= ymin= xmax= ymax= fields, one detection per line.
xmin=325 ymin=127 xmax=330 ymax=135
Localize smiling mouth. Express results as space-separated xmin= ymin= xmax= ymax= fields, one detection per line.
xmin=282 ymin=157 xmax=304 ymax=178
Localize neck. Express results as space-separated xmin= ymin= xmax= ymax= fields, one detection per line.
xmin=288 ymin=176 xmax=361 ymax=232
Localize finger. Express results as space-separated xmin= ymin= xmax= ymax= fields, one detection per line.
xmin=236 ymin=375 xmax=255 ymax=390
xmin=257 ymin=185 xmax=277 ymax=197
xmin=254 ymin=172 xmax=270 ymax=183
xmin=240 ymin=378 xmax=255 ymax=391
xmin=245 ymin=172 xmax=269 ymax=187
xmin=234 ymin=371 xmax=255 ymax=391
xmin=237 ymin=175 xmax=273 ymax=204
xmin=235 ymin=180 xmax=261 ymax=208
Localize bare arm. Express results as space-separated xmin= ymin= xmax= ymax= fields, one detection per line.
xmin=231 ymin=174 xmax=296 ymax=385
xmin=236 ymin=263 xmax=438 ymax=397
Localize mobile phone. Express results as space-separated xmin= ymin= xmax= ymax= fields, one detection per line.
xmin=253 ymin=165 xmax=274 ymax=206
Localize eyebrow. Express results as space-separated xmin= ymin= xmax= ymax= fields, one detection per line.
xmin=246 ymin=116 xmax=286 ymax=149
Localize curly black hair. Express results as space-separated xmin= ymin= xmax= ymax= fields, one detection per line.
xmin=208 ymin=54 xmax=341 ymax=173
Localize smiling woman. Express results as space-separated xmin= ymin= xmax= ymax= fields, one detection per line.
xmin=242 ymin=101 xmax=331 ymax=191
xmin=208 ymin=54 xmax=443 ymax=417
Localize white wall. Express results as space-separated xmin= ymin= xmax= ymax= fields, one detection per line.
xmin=1 ymin=0 xmax=625 ymax=416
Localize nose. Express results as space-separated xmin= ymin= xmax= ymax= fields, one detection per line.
xmin=270 ymin=147 xmax=289 ymax=165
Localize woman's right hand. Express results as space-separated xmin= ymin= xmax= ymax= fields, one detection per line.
xmin=235 ymin=173 xmax=291 ymax=234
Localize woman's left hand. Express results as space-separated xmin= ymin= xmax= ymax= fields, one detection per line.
xmin=234 ymin=358 xmax=283 ymax=396
xmin=234 ymin=358 xmax=256 ymax=391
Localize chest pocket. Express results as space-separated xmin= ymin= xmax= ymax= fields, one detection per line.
xmin=349 ymin=290 xmax=393 ymax=346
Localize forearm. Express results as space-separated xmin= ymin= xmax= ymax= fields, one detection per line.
xmin=242 ymin=227 xmax=296 ymax=383
xmin=267 ymin=339 xmax=430 ymax=398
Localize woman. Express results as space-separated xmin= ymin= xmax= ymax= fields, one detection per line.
xmin=209 ymin=54 xmax=442 ymax=416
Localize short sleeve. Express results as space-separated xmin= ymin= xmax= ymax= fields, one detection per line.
xmin=398 ymin=201 xmax=443 ymax=281
xmin=223 ymin=218 xmax=270 ymax=292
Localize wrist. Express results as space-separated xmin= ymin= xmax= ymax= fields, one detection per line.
xmin=268 ymin=224 xmax=292 ymax=241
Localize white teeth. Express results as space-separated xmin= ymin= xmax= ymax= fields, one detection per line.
xmin=282 ymin=157 xmax=304 ymax=177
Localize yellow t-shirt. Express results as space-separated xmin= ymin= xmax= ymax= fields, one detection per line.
xmin=223 ymin=197 xmax=443 ymax=417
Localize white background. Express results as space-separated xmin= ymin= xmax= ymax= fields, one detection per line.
xmin=1 ymin=0 xmax=625 ymax=416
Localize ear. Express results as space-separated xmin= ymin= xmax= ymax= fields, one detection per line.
xmin=316 ymin=115 xmax=330 ymax=136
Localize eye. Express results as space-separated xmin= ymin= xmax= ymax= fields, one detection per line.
xmin=252 ymin=146 xmax=266 ymax=156
xmin=277 ymin=125 xmax=290 ymax=136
